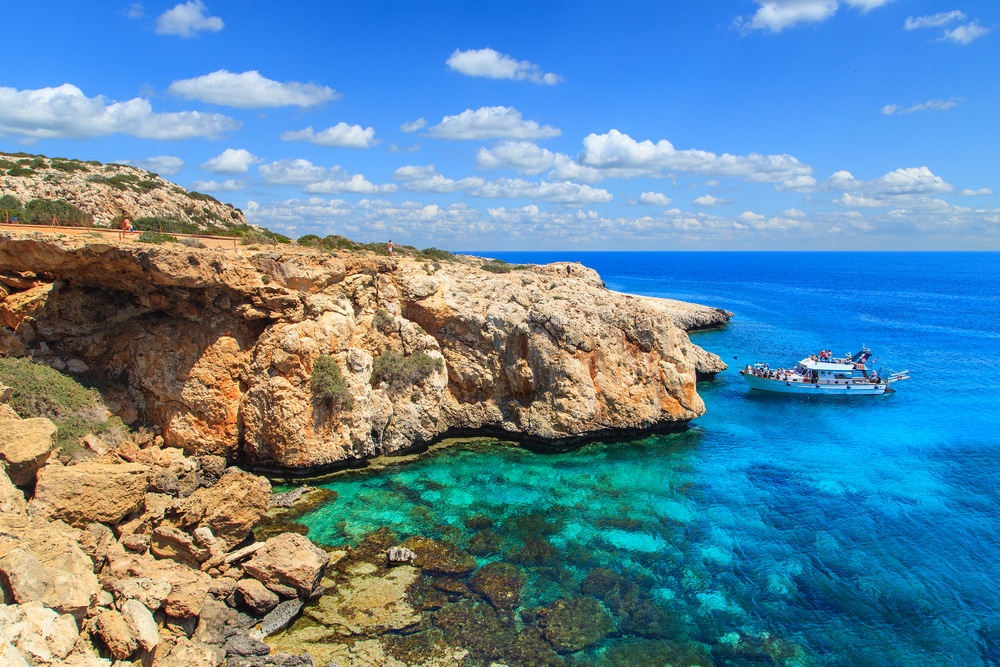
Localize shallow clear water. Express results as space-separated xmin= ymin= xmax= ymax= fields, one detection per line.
xmin=296 ymin=252 xmax=1000 ymax=666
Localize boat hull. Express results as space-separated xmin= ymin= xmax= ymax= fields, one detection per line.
xmin=740 ymin=372 xmax=891 ymax=395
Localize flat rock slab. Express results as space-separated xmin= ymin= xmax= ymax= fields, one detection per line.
xmin=0 ymin=417 xmax=55 ymax=485
xmin=33 ymin=461 xmax=149 ymax=527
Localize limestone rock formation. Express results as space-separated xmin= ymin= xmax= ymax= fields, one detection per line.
xmin=0 ymin=153 xmax=245 ymax=229
xmin=32 ymin=461 xmax=149 ymax=527
xmin=241 ymin=532 xmax=330 ymax=599
xmin=0 ymin=417 xmax=55 ymax=485
xmin=0 ymin=232 xmax=729 ymax=472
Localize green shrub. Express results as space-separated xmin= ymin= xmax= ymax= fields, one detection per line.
xmin=137 ymin=231 xmax=179 ymax=244
xmin=0 ymin=194 xmax=23 ymax=217
xmin=297 ymin=234 xmax=322 ymax=247
xmin=0 ymin=357 xmax=128 ymax=455
xmin=323 ymin=235 xmax=361 ymax=251
xmin=50 ymin=160 xmax=88 ymax=174
xmin=23 ymin=198 xmax=92 ymax=227
xmin=373 ymin=308 xmax=395 ymax=333
xmin=371 ymin=350 xmax=442 ymax=392
xmin=0 ymin=159 xmax=19 ymax=170
xmin=418 ymin=247 xmax=453 ymax=261
xmin=482 ymin=260 xmax=512 ymax=273
xmin=240 ymin=228 xmax=291 ymax=245
xmin=311 ymin=355 xmax=353 ymax=410
xmin=6 ymin=166 xmax=35 ymax=177
xmin=188 ymin=191 xmax=220 ymax=204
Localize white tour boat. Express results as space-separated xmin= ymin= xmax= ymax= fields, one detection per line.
xmin=739 ymin=348 xmax=909 ymax=395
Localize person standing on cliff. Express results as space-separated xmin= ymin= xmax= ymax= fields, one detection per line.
xmin=387 ymin=240 xmax=394 ymax=257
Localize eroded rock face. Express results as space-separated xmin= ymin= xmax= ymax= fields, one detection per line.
xmin=0 ymin=234 xmax=730 ymax=471
xmin=241 ymin=532 xmax=330 ymax=599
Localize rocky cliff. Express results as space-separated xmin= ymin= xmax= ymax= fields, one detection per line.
xmin=0 ymin=231 xmax=729 ymax=473
xmin=1 ymin=152 xmax=245 ymax=229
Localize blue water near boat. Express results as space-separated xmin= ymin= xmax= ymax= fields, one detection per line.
xmin=297 ymin=251 xmax=1000 ymax=666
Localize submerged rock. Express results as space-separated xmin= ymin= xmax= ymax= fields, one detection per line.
xmin=537 ymin=596 xmax=616 ymax=653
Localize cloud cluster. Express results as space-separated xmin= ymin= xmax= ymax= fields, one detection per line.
xmin=478 ymin=131 xmax=815 ymax=191
xmin=258 ymin=158 xmax=396 ymax=195
xmin=0 ymin=84 xmax=239 ymax=140
xmin=128 ymin=155 xmax=185 ymax=175
xmin=446 ymin=48 xmax=562 ymax=85
xmin=904 ymin=10 xmax=990 ymax=44
xmin=281 ymin=123 xmax=377 ymax=148
xmin=738 ymin=0 xmax=892 ymax=33
xmin=830 ymin=166 xmax=953 ymax=207
xmin=392 ymin=165 xmax=484 ymax=193
xmin=169 ymin=70 xmax=339 ymax=109
xmin=189 ymin=178 xmax=248 ymax=192
xmin=428 ymin=106 xmax=560 ymax=141
xmin=472 ymin=178 xmax=613 ymax=205
xmin=156 ymin=0 xmax=223 ymax=38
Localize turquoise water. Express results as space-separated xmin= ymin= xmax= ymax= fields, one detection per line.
xmin=297 ymin=252 xmax=1000 ymax=666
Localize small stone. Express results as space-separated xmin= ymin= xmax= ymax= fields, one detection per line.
xmin=94 ymin=609 xmax=138 ymax=660
xmin=223 ymin=631 xmax=271 ymax=657
xmin=258 ymin=599 xmax=303 ymax=637
xmin=236 ymin=578 xmax=280 ymax=615
xmin=122 ymin=532 xmax=151 ymax=553
xmin=121 ymin=598 xmax=159 ymax=651
xmin=386 ymin=546 xmax=416 ymax=564
xmin=194 ymin=525 xmax=217 ymax=548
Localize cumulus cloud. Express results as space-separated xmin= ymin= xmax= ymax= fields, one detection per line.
xmin=169 ymin=70 xmax=339 ymax=108
xmin=881 ymin=97 xmax=962 ymax=115
xmin=200 ymin=148 xmax=261 ymax=174
xmin=281 ymin=123 xmax=377 ymax=148
xmin=957 ymin=188 xmax=994 ymax=197
xmin=189 ymin=178 xmax=248 ymax=192
xmin=830 ymin=166 xmax=954 ymax=208
xmin=693 ymin=194 xmax=730 ymax=206
xmin=476 ymin=141 xmax=558 ymax=175
xmin=738 ymin=0 xmax=891 ymax=33
xmin=0 ymin=83 xmax=239 ymax=140
xmin=258 ymin=158 xmax=395 ymax=195
xmin=639 ymin=192 xmax=673 ymax=206
xmin=401 ymin=118 xmax=426 ymax=133
xmin=472 ymin=178 xmax=612 ymax=205
xmin=428 ymin=106 xmax=560 ymax=141
xmin=128 ymin=155 xmax=184 ymax=175
xmin=392 ymin=165 xmax=485 ymax=193
xmin=446 ymin=48 xmax=562 ymax=85
xmin=156 ymin=1 xmax=223 ymax=37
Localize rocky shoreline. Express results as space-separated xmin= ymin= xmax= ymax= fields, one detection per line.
xmin=0 ymin=231 xmax=730 ymax=477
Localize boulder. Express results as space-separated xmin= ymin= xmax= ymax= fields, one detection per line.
xmin=168 ymin=470 xmax=270 ymax=549
xmin=0 ymin=417 xmax=55 ymax=485
xmin=241 ymin=533 xmax=330 ymax=599
xmin=120 ymin=598 xmax=158 ymax=652
xmin=0 ymin=467 xmax=26 ymax=515
xmin=111 ymin=577 xmax=172 ymax=612
xmin=150 ymin=634 xmax=225 ymax=667
xmin=150 ymin=524 xmax=211 ymax=567
xmin=223 ymin=631 xmax=270 ymax=657
xmin=93 ymin=609 xmax=137 ymax=660
xmin=0 ymin=602 xmax=80 ymax=665
xmin=538 ymin=596 xmax=616 ymax=653
xmin=33 ymin=461 xmax=149 ymax=527
xmin=0 ymin=642 xmax=30 ymax=667
xmin=191 ymin=599 xmax=254 ymax=647
xmin=0 ymin=548 xmax=50 ymax=604
xmin=236 ymin=578 xmax=280 ymax=615
xmin=14 ymin=520 xmax=102 ymax=619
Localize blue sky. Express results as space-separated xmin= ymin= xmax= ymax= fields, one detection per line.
xmin=1 ymin=1 xmax=997 ymax=250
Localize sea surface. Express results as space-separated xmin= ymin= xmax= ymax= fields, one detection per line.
xmin=295 ymin=252 xmax=1000 ymax=666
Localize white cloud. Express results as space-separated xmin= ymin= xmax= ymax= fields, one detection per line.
xmin=830 ymin=166 xmax=953 ymax=208
xmin=389 ymin=143 xmax=421 ymax=153
xmin=957 ymin=188 xmax=994 ymax=197
xmin=739 ymin=0 xmax=891 ymax=33
xmin=201 ymin=148 xmax=261 ymax=174
xmin=639 ymin=192 xmax=673 ymax=206
xmin=903 ymin=10 xmax=990 ymax=44
xmin=428 ymin=106 xmax=561 ymax=141
xmin=126 ymin=3 xmax=145 ymax=19
xmin=392 ymin=165 xmax=485 ymax=193
xmin=904 ymin=11 xmax=965 ymax=30
xmin=401 ymin=118 xmax=426 ymax=133
xmin=476 ymin=141 xmax=558 ymax=175
xmin=881 ymin=97 xmax=962 ymax=115
xmin=693 ymin=194 xmax=730 ymax=206
xmin=258 ymin=158 xmax=395 ymax=195
xmin=0 ymin=83 xmax=239 ymax=140
xmin=942 ymin=22 xmax=990 ymax=44
xmin=281 ymin=123 xmax=377 ymax=148
xmin=129 ymin=155 xmax=184 ymax=175
xmin=189 ymin=178 xmax=248 ymax=192
xmin=834 ymin=193 xmax=888 ymax=208
xmin=472 ymin=178 xmax=612 ymax=205
xmin=782 ymin=208 xmax=806 ymax=218
xmin=446 ymin=48 xmax=562 ymax=85
xmin=169 ymin=70 xmax=339 ymax=108
xmin=156 ymin=1 xmax=223 ymax=37
xmin=571 ymin=129 xmax=813 ymax=184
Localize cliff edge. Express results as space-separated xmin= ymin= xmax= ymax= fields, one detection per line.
xmin=0 ymin=231 xmax=729 ymax=473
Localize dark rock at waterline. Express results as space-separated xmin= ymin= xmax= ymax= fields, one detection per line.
xmin=537 ymin=596 xmax=616 ymax=653
xmin=223 ymin=631 xmax=271 ymax=657
xmin=470 ymin=561 xmax=525 ymax=612
xmin=258 ymin=599 xmax=303 ymax=637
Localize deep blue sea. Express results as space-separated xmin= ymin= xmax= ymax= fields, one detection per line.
xmin=297 ymin=252 xmax=1000 ymax=666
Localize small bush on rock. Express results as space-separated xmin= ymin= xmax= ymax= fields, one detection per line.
xmin=311 ymin=355 xmax=353 ymax=410
xmin=371 ymin=350 xmax=442 ymax=392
